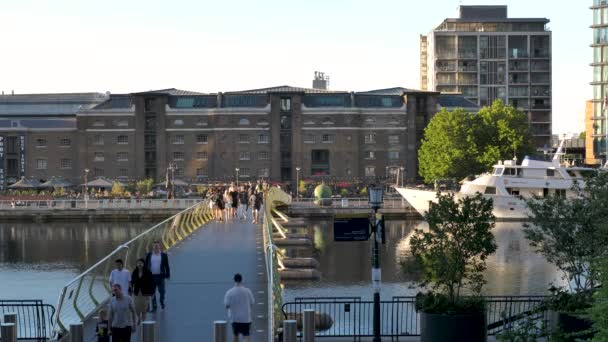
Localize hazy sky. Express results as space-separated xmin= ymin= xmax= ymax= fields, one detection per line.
xmin=0 ymin=0 xmax=590 ymax=133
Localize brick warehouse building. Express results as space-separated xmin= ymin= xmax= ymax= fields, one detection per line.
xmin=0 ymin=86 xmax=477 ymax=188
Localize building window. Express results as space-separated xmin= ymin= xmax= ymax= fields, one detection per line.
xmin=239 ymin=152 xmax=251 ymax=160
xmin=117 ymin=152 xmax=128 ymax=162
xmin=389 ymin=135 xmax=399 ymax=144
xmin=258 ymin=168 xmax=269 ymax=178
xmin=94 ymin=168 xmax=104 ymax=177
xmin=388 ymin=151 xmax=400 ymax=160
xmin=321 ymin=117 xmax=334 ymax=125
xmin=304 ymin=135 xmax=316 ymax=144
xmin=365 ymin=151 xmax=376 ymax=160
xmin=258 ymin=134 xmax=270 ymax=144
xmin=113 ymin=119 xmax=129 ymax=127
xmin=36 ymin=159 xmax=47 ymax=170
xmin=173 ymin=151 xmax=185 ymax=161
xmin=239 ymin=168 xmax=251 ymax=177
xmin=280 ymin=97 xmax=292 ymax=111
xmin=172 ymin=135 xmax=185 ymax=144
xmin=239 ymin=118 xmax=250 ymax=125
xmin=196 ymin=134 xmax=208 ymax=144
xmin=60 ymin=159 xmax=72 ymax=169
xmin=365 ymin=117 xmax=376 ymax=125
xmin=258 ymin=151 xmax=270 ymax=160
xmin=60 ymin=138 xmax=71 ymax=147
xmin=175 ymin=168 xmax=185 ymax=177
xmin=173 ymin=119 xmax=184 ymax=126
xmin=93 ymin=119 xmax=105 ymax=127
xmin=365 ymin=166 xmax=376 ymax=177
xmin=119 ymin=168 xmax=129 ymax=177
xmin=196 ymin=168 xmax=208 ymax=177
xmin=322 ymin=134 xmax=334 ymax=143
xmin=364 ymin=134 xmax=376 ymax=144
xmin=144 ymin=98 xmax=155 ymax=112
xmin=117 ymin=135 xmax=128 ymax=144
xmin=36 ymin=138 xmax=47 ymax=148
xmin=94 ymin=135 xmax=104 ymax=145
xmin=257 ymin=119 xmax=269 ymax=126
xmin=238 ymin=134 xmax=250 ymax=144
xmin=196 ymin=151 xmax=208 ymax=160
xmin=94 ymin=152 xmax=104 ymax=162
xmin=145 ymin=135 xmax=156 ymax=145
xmin=196 ymin=119 xmax=208 ymax=126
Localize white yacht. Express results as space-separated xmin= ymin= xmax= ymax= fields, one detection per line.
xmin=396 ymin=143 xmax=597 ymax=220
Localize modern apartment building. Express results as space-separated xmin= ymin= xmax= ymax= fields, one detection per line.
xmin=590 ymin=0 xmax=608 ymax=163
xmin=421 ymin=5 xmax=552 ymax=149
xmin=0 ymin=86 xmax=474 ymax=186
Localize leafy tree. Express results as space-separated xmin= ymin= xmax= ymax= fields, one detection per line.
xmin=111 ymin=182 xmax=125 ymax=198
xmin=579 ymin=131 xmax=586 ymax=140
xmin=418 ymin=100 xmax=534 ymax=183
xmin=524 ymin=172 xmax=608 ymax=291
xmin=410 ymin=192 xmax=497 ymax=305
xmin=136 ymin=178 xmax=154 ymax=196
xmin=590 ymin=261 xmax=608 ymax=341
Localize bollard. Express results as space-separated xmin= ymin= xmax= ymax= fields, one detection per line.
xmin=303 ymin=309 xmax=316 ymax=342
xmin=283 ymin=320 xmax=297 ymax=342
xmin=69 ymin=323 xmax=84 ymax=342
xmin=142 ymin=321 xmax=157 ymax=342
xmin=3 ymin=312 xmax=17 ymax=334
xmin=1 ymin=323 xmax=17 ymax=342
xmin=213 ymin=320 xmax=227 ymax=342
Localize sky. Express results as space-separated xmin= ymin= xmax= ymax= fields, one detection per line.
xmin=0 ymin=0 xmax=590 ymax=134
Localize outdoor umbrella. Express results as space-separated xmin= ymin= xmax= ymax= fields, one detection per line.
xmin=82 ymin=177 xmax=114 ymax=188
xmin=8 ymin=177 xmax=43 ymax=189
xmin=40 ymin=177 xmax=73 ymax=188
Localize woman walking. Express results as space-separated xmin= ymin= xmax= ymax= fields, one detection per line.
xmin=215 ymin=189 xmax=225 ymax=222
xmin=131 ymin=258 xmax=154 ymax=324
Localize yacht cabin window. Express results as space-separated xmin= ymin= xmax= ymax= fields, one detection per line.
xmin=503 ymin=167 xmax=522 ymax=176
xmin=493 ymin=168 xmax=504 ymax=176
xmin=546 ymin=169 xmax=555 ymax=177
xmin=484 ymin=186 xmax=497 ymax=195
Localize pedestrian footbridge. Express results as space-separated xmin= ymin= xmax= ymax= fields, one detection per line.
xmin=51 ymin=188 xmax=292 ymax=341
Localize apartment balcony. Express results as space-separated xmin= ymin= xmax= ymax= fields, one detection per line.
xmin=457 ymin=51 xmax=477 ymax=59
xmin=509 ymin=50 xmax=529 ymax=59
xmin=532 ymin=103 xmax=551 ymax=110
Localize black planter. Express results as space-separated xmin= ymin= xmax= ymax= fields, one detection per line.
xmin=551 ymin=311 xmax=595 ymax=342
xmin=420 ymin=311 xmax=487 ymax=342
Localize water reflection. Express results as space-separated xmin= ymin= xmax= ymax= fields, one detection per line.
xmin=0 ymin=222 xmax=146 ymax=303
xmin=284 ymin=220 xmax=564 ymax=301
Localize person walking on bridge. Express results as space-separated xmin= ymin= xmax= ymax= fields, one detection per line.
xmin=224 ymin=273 xmax=255 ymax=342
xmin=145 ymin=241 xmax=170 ymax=312
xmin=108 ymin=283 xmax=137 ymax=341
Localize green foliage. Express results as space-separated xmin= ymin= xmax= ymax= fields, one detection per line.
xmin=590 ymin=261 xmax=608 ymax=341
xmin=496 ymin=309 xmax=552 ymax=342
xmin=53 ymin=186 xmax=66 ymax=197
xmin=195 ymin=185 xmax=207 ymax=195
xmin=418 ymin=100 xmax=534 ymax=183
xmin=111 ymin=182 xmax=125 ymax=197
xmin=414 ymin=292 xmax=485 ymax=315
xmin=298 ymin=180 xmax=307 ymax=195
xmin=339 ymin=188 xmax=349 ymax=197
xmin=359 ymin=187 xmax=368 ymax=196
xmin=409 ymin=192 xmax=497 ymax=310
xmin=135 ymin=178 xmax=154 ymax=196
xmin=524 ymin=172 xmax=608 ymax=291
xmin=543 ymin=287 xmax=594 ymax=313
xmin=313 ymin=183 xmax=332 ymax=199
xmin=579 ymin=131 xmax=586 ymax=140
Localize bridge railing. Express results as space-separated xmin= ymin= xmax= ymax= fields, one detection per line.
xmin=263 ymin=187 xmax=292 ymax=341
xmin=0 ymin=198 xmax=202 ymax=210
xmin=0 ymin=299 xmax=55 ymax=340
xmin=291 ymin=198 xmax=411 ymax=209
xmin=281 ymin=296 xmax=550 ymax=338
xmin=51 ymin=199 xmax=213 ymax=339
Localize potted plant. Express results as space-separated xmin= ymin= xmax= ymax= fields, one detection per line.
xmin=313 ymin=182 xmax=332 ymax=206
xmin=410 ymin=192 xmax=497 ymax=342
xmin=524 ymin=174 xmax=608 ymax=341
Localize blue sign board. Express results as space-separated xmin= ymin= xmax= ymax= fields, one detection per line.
xmin=333 ymin=217 xmax=370 ymax=242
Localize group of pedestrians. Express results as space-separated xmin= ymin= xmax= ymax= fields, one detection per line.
xmin=98 ymin=241 xmax=170 ymax=342
xmin=207 ymin=181 xmax=265 ymax=224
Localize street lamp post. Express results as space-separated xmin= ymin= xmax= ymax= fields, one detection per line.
xmin=84 ymin=168 xmax=90 ymax=208
xmin=235 ymin=168 xmax=240 ymax=187
xmin=368 ymin=186 xmax=384 ymax=342
xmin=295 ymin=167 xmax=301 ymax=201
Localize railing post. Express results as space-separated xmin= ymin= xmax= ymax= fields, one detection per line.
xmin=213 ymin=320 xmax=227 ymax=342
xmin=3 ymin=312 xmax=17 ymax=333
xmin=1 ymin=323 xmax=17 ymax=342
xmin=283 ymin=320 xmax=297 ymax=342
xmin=68 ymin=323 xmax=83 ymax=342
xmin=303 ymin=309 xmax=315 ymax=342
xmin=142 ymin=320 xmax=158 ymax=342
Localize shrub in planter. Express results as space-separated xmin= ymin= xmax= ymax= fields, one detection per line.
xmin=313 ymin=183 xmax=332 ymax=206
xmin=410 ymin=192 xmax=497 ymax=342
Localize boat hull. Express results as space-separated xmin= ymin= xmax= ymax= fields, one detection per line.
xmin=395 ymin=187 xmax=530 ymax=221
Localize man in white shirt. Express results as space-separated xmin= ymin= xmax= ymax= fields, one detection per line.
xmin=109 ymin=259 xmax=131 ymax=296
xmin=145 ymin=241 xmax=170 ymax=311
xmin=224 ymin=273 xmax=255 ymax=342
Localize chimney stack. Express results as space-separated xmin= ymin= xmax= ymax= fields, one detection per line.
xmin=312 ymin=71 xmax=330 ymax=90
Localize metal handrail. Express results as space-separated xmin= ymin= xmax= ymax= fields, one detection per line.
xmin=51 ymin=199 xmax=213 ymax=339
xmin=291 ymin=198 xmax=410 ymax=209
xmin=0 ymin=198 xmax=203 ymax=210
xmin=0 ymin=300 xmax=55 ymax=339
xmin=262 ymin=187 xmax=292 ymax=341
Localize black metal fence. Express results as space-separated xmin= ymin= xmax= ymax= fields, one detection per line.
xmin=0 ymin=300 xmax=55 ymax=340
xmin=281 ymin=296 xmax=548 ymax=340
